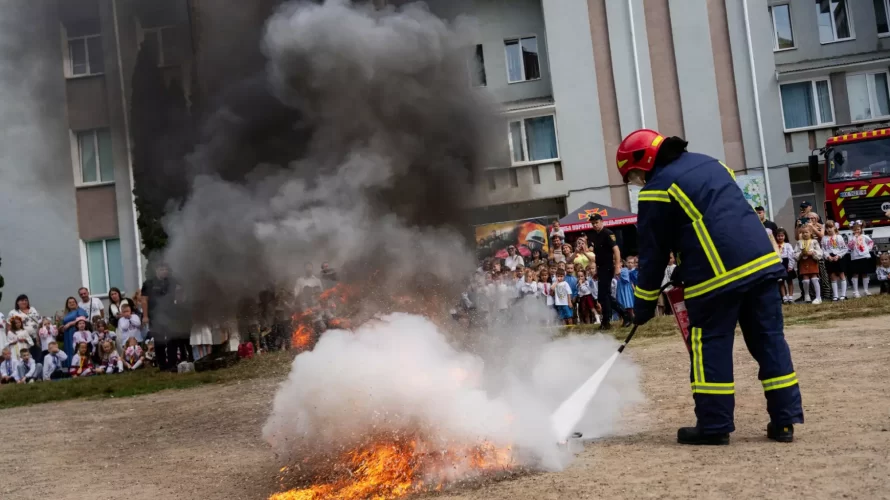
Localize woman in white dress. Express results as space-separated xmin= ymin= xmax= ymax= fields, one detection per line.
xmin=8 ymin=294 xmax=41 ymax=362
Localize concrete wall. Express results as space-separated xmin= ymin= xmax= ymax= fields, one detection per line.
xmin=0 ymin=2 xmax=84 ymax=313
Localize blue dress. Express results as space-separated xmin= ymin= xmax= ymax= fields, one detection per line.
xmin=616 ymin=268 xmax=635 ymax=310
xmin=62 ymin=308 xmax=89 ymax=364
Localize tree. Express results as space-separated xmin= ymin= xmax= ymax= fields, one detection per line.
xmin=129 ymin=43 xmax=195 ymax=258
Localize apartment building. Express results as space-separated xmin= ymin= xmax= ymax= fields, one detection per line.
xmin=0 ymin=0 xmax=202 ymax=312
xmin=400 ymin=0 xmax=796 ymax=229
xmin=768 ymin=0 xmax=890 ymax=227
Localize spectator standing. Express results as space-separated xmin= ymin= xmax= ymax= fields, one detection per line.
xmin=794 ymin=226 xmax=823 ymax=304
xmin=570 ymin=239 xmax=597 ymax=270
xmin=877 ymin=253 xmax=890 ymax=294
xmin=775 ymin=229 xmax=797 ymax=304
xmin=60 ymin=297 xmax=88 ymax=363
xmin=8 ymin=294 xmax=41 ymax=361
xmin=821 ymin=223 xmax=848 ymax=301
xmin=294 ymin=262 xmax=323 ymax=310
xmin=550 ymin=235 xmax=566 ymax=263
xmin=7 ymin=317 xmax=32 ymax=362
xmin=551 ymin=271 xmax=573 ymax=325
xmin=77 ymin=287 xmax=105 ymax=324
xmin=107 ymin=287 xmax=137 ymax=327
xmin=38 ymin=318 xmax=58 ymax=359
xmin=190 ymin=324 xmax=213 ymax=360
xmin=504 ymin=245 xmax=524 ymax=271
xmin=116 ymin=303 xmax=142 ymax=346
xmin=657 ymin=253 xmax=677 ymax=316
xmin=141 ymin=262 xmax=183 ymax=372
xmin=756 ymin=206 xmax=779 ymax=236
xmin=847 ymin=221 xmax=875 ymax=297
xmin=589 ymin=213 xmax=622 ymax=330
xmin=616 ymin=261 xmax=635 ymax=326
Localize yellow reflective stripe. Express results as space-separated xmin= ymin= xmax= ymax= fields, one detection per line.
xmin=668 ymin=184 xmax=726 ymax=275
xmin=719 ymin=161 xmax=736 ymax=180
xmin=651 ymin=135 xmax=664 ymax=147
xmin=691 ymin=382 xmax=735 ymax=395
xmin=684 ymin=253 xmax=781 ymax=299
xmin=762 ymin=372 xmax=798 ymax=392
xmin=691 ymin=327 xmax=705 ymax=384
xmin=638 ymin=190 xmax=671 ymax=203
xmin=634 ymin=287 xmax=660 ymax=301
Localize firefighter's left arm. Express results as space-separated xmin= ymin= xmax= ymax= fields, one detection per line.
xmin=633 ymin=191 xmax=674 ymax=325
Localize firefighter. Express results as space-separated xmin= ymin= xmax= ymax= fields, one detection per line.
xmin=617 ymin=129 xmax=803 ymax=445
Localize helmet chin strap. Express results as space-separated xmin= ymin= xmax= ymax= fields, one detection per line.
xmin=627 ymin=170 xmax=646 ymax=187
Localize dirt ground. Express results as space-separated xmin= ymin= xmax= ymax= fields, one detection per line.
xmin=2 ymin=316 xmax=888 ymax=500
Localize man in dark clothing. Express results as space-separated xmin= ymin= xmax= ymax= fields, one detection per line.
xmin=141 ymin=263 xmax=188 ymax=372
xmin=589 ymin=213 xmax=623 ymax=330
xmin=755 ymin=206 xmax=778 ymax=236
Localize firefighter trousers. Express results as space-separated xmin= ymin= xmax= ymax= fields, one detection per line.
xmin=686 ymin=278 xmax=804 ymax=434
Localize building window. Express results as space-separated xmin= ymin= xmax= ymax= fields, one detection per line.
xmin=83 ymin=239 xmax=124 ymax=294
xmin=75 ymin=129 xmax=114 ymax=185
xmin=769 ymin=4 xmax=795 ymax=50
xmin=815 ymin=0 xmax=853 ymax=44
xmin=470 ymin=44 xmax=487 ymax=87
xmin=846 ymin=72 xmax=890 ymax=122
xmin=141 ymin=25 xmax=183 ymax=67
xmin=63 ymin=17 xmax=104 ymax=78
xmin=508 ymin=115 xmax=559 ymax=165
xmin=876 ymin=0 xmax=890 ymax=35
xmin=505 ymin=36 xmax=541 ymax=83
xmin=779 ymin=79 xmax=834 ymax=131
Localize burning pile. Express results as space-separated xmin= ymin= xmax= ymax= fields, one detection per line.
xmin=272 ymin=438 xmax=513 ymax=500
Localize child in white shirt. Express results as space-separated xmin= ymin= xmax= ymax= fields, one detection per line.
xmin=123 ymin=337 xmax=145 ymax=371
xmin=38 ymin=317 xmax=58 ymax=355
xmin=576 ymin=270 xmax=597 ymax=325
xmin=7 ymin=316 xmax=32 ymax=362
xmin=551 ymin=271 xmax=574 ymax=325
xmin=72 ymin=319 xmax=93 ymax=354
xmin=821 ymin=223 xmax=848 ymax=301
xmin=0 ymin=347 xmax=19 ymax=384
xmin=775 ymin=229 xmax=796 ymax=304
xmin=96 ymin=341 xmax=124 ymax=375
xmin=847 ymin=221 xmax=875 ymax=298
xmin=43 ymin=341 xmax=69 ymax=380
xmin=117 ymin=303 xmax=143 ymax=345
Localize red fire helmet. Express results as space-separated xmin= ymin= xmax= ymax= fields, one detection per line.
xmin=616 ymin=129 xmax=664 ymax=182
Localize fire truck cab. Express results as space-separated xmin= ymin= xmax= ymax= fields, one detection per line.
xmin=812 ymin=123 xmax=890 ymax=253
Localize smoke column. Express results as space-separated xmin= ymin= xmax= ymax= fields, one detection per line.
xmin=162 ymin=0 xmax=499 ymax=322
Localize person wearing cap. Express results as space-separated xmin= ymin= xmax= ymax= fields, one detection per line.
xmin=588 ymin=213 xmax=624 ymax=330
xmin=616 ymin=129 xmax=804 ymax=445
xmin=796 ymin=201 xmax=822 ymax=228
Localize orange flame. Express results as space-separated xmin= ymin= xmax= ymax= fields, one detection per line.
xmin=271 ymin=438 xmax=513 ymax=500
xmin=291 ymin=324 xmax=313 ymax=350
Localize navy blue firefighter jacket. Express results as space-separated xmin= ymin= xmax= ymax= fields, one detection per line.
xmin=633 ymin=152 xmax=783 ymax=314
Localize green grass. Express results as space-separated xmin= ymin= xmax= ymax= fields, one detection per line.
xmin=2 ymin=296 xmax=888 ymax=410
xmin=0 ymin=351 xmax=295 ymax=410
xmin=559 ymin=295 xmax=890 ymax=338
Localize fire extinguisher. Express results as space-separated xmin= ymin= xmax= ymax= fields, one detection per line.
xmin=664 ymin=284 xmax=692 ymax=354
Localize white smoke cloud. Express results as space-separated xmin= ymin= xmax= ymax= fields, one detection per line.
xmin=262 ymin=311 xmax=644 ymax=474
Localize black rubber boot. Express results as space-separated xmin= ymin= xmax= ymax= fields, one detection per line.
xmin=677 ymin=426 xmax=730 ymax=446
xmin=767 ymin=423 xmax=794 ymax=443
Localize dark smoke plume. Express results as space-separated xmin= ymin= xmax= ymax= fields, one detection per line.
xmin=159 ymin=0 xmax=499 ymax=325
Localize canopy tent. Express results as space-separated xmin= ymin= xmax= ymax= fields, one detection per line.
xmin=558 ymin=202 xmax=637 ymax=233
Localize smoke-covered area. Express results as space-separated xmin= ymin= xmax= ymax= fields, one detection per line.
xmin=263 ymin=309 xmax=643 ymax=476
xmin=161 ymin=0 xmax=499 ymax=324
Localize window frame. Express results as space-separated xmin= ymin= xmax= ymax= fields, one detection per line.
xmin=815 ymin=0 xmax=855 ymax=45
xmin=769 ymin=4 xmax=796 ymax=51
xmin=504 ymin=35 xmax=542 ymax=84
xmin=876 ymin=0 xmax=890 ymax=37
xmin=139 ymin=24 xmax=177 ymax=67
xmin=468 ymin=43 xmax=487 ymax=88
xmin=506 ymin=113 xmax=560 ymax=167
xmin=71 ymin=129 xmax=115 ymax=187
xmin=64 ymin=33 xmax=103 ymax=78
xmin=79 ymin=238 xmax=122 ymax=297
xmin=777 ymin=77 xmax=836 ymax=132
xmin=846 ymin=70 xmax=890 ymax=123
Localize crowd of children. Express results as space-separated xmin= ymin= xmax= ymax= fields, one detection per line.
xmin=775 ymin=219 xmax=886 ymax=304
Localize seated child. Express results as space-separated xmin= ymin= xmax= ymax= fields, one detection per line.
xmin=69 ymin=342 xmax=95 ymax=378
xmin=877 ymin=253 xmax=890 ymax=295
xmin=123 ymin=337 xmax=145 ymax=371
xmin=42 ymin=341 xmax=70 ymax=380
xmin=0 ymin=347 xmax=19 ymax=384
xmin=16 ymin=349 xmax=43 ymax=383
xmin=96 ymin=341 xmax=124 ymax=375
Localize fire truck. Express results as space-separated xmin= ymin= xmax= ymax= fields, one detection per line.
xmin=812 ymin=124 xmax=890 ymax=253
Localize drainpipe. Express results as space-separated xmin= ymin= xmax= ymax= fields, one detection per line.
xmin=112 ymin=0 xmax=144 ymax=287
xmin=628 ymin=0 xmax=645 ymax=129
xmin=742 ymin=0 xmax=775 ymax=220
